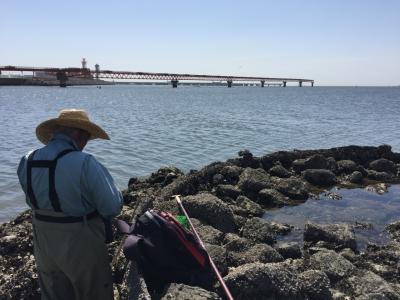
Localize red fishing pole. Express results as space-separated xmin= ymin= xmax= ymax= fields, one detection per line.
xmin=174 ymin=195 xmax=234 ymax=300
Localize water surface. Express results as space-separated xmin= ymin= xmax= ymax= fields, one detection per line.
xmin=0 ymin=85 xmax=399 ymax=223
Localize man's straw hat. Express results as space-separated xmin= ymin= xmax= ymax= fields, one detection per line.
xmin=36 ymin=109 xmax=110 ymax=144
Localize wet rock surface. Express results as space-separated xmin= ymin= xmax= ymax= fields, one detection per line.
xmin=1 ymin=145 xmax=400 ymax=299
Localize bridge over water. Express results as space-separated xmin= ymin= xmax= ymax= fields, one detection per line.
xmin=0 ymin=65 xmax=314 ymax=88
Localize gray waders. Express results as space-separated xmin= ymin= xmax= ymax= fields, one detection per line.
xmin=27 ymin=149 xmax=114 ymax=300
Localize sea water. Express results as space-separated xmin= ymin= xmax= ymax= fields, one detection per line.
xmin=1 ymin=85 xmax=399 ymax=228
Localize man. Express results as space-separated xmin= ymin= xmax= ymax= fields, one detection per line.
xmin=17 ymin=109 xmax=123 ymax=300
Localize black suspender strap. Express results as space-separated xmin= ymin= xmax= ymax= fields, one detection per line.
xmin=27 ymin=150 xmax=39 ymax=209
xmin=26 ymin=149 xmax=77 ymax=212
xmin=48 ymin=149 xmax=76 ymax=212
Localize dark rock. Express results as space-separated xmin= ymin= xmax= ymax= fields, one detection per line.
xmin=261 ymin=151 xmax=298 ymax=170
xmin=161 ymin=171 xmax=200 ymax=199
xmin=276 ymin=242 xmax=303 ymax=259
xmin=212 ymin=174 xmax=225 ymax=185
xmin=302 ymin=169 xmax=338 ymax=187
xmin=293 ymin=154 xmax=329 ymax=173
xmin=241 ymin=217 xmax=276 ymax=245
xmin=206 ymin=244 xmax=228 ymax=276
xmin=233 ymin=195 xmax=264 ymax=217
xmin=223 ymin=233 xmax=253 ymax=252
xmin=386 ymin=220 xmax=400 ymax=242
xmin=309 ymin=249 xmax=355 ymax=282
xmin=223 ymin=262 xmax=304 ymax=300
xmin=228 ymin=243 xmax=283 ymax=267
xmin=299 ymin=270 xmax=332 ymax=300
xmin=304 ymin=222 xmax=357 ymax=251
xmin=215 ymin=184 xmax=241 ymax=200
xmin=367 ymin=170 xmax=392 ymax=181
xmin=337 ymin=160 xmax=358 ymax=174
xmin=275 ymin=177 xmax=309 ymax=200
xmin=191 ymin=219 xmax=225 ymax=245
xmin=339 ymin=270 xmax=399 ymax=299
xmin=236 ymin=150 xmax=262 ymax=168
xmin=327 ymin=157 xmax=338 ymax=173
xmin=237 ymin=167 xmax=272 ymax=194
xmin=269 ymin=164 xmax=291 ymax=178
xmin=160 ymin=283 xmax=221 ymax=300
xmin=369 ymin=158 xmax=396 ymax=173
xmin=349 ymin=171 xmax=364 ymax=184
xmin=148 ymin=166 xmax=184 ymax=186
xmin=220 ymin=165 xmax=243 ymax=184
xmin=182 ymin=193 xmax=236 ymax=233
xmin=258 ymin=188 xmax=288 ymax=207
xmin=232 ymin=214 xmax=247 ymax=229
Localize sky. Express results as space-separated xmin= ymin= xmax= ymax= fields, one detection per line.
xmin=1 ymin=0 xmax=399 ymax=86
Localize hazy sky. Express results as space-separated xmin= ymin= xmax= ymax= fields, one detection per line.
xmin=1 ymin=0 xmax=399 ymax=86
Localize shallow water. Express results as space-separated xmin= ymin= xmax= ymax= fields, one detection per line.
xmin=0 ymin=85 xmax=400 ymax=222
xmin=264 ymin=185 xmax=400 ymax=251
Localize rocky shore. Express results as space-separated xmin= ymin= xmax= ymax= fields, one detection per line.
xmin=1 ymin=145 xmax=400 ymax=299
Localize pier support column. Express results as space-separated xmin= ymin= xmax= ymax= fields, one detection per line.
xmin=227 ymin=80 xmax=232 ymax=88
xmin=56 ymin=71 xmax=68 ymax=88
xmin=283 ymin=81 xmax=287 ymax=87
xmin=171 ymin=79 xmax=179 ymax=88
xmin=311 ymin=81 xmax=314 ymax=87
xmin=298 ymin=81 xmax=303 ymax=87
xmin=260 ymin=80 xmax=265 ymax=87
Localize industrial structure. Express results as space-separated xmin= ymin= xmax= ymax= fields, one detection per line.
xmin=0 ymin=59 xmax=314 ymax=88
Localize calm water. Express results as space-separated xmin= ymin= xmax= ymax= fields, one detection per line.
xmin=264 ymin=185 xmax=400 ymax=250
xmin=1 ymin=85 xmax=399 ymax=224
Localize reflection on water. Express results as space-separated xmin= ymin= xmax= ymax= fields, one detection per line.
xmin=264 ymin=185 xmax=400 ymax=251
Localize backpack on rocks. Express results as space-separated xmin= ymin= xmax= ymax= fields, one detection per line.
xmin=117 ymin=210 xmax=211 ymax=294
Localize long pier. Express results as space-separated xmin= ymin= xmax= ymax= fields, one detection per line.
xmin=0 ymin=65 xmax=314 ymax=88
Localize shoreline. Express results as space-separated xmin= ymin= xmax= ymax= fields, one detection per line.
xmin=1 ymin=144 xmax=400 ymax=299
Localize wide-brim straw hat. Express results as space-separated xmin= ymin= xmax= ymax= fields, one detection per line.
xmin=36 ymin=109 xmax=110 ymax=144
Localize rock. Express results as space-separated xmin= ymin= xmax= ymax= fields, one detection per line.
xmin=227 ymin=243 xmax=283 ymax=267
xmin=233 ymin=195 xmax=264 ymax=217
xmin=299 ymin=270 xmax=332 ymax=300
xmin=302 ymin=169 xmax=338 ymax=187
xmin=327 ymin=157 xmax=339 ymax=173
xmin=304 ymin=222 xmax=357 ymax=251
xmin=219 ymin=165 xmax=243 ymax=185
xmin=148 ymin=166 xmax=184 ymax=186
xmin=223 ymin=262 xmax=303 ymax=300
xmin=337 ymin=160 xmax=358 ymax=174
xmin=369 ymin=158 xmax=396 ymax=173
xmin=365 ymin=183 xmax=389 ymax=194
xmin=241 ymin=217 xmax=276 ymax=245
xmin=160 ymin=283 xmax=221 ymax=300
xmin=349 ymin=171 xmax=364 ymax=184
xmin=269 ymin=222 xmax=293 ymax=236
xmin=236 ymin=150 xmax=261 ymax=168
xmin=258 ymin=188 xmax=288 ymax=207
xmin=293 ymin=154 xmax=329 ymax=173
xmin=237 ymin=168 xmax=272 ymax=193
xmin=215 ymin=184 xmax=241 ymax=200
xmin=182 ymin=193 xmax=236 ymax=233
xmin=339 ymin=270 xmax=400 ymax=299
xmin=276 ymin=242 xmax=303 ymax=259
xmin=386 ymin=220 xmax=400 ymax=242
xmin=212 ymin=174 xmax=225 ymax=185
xmin=269 ymin=164 xmax=291 ymax=178
xmin=191 ymin=219 xmax=225 ymax=245
xmin=367 ymin=170 xmax=392 ymax=181
xmin=275 ymin=177 xmax=309 ymax=200
xmin=309 ymin=249 xmax=355 ymax=282
xmin=206 ymin=244 xmax=228 ymax=276
xmin=223 ymin=233 xmax=253 ymax=252
xmin=161 ymin=171 xmax=200 ymax=199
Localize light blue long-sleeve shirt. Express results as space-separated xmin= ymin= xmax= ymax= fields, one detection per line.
xmin=17 ymin=134 xmax=122 ymax=218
